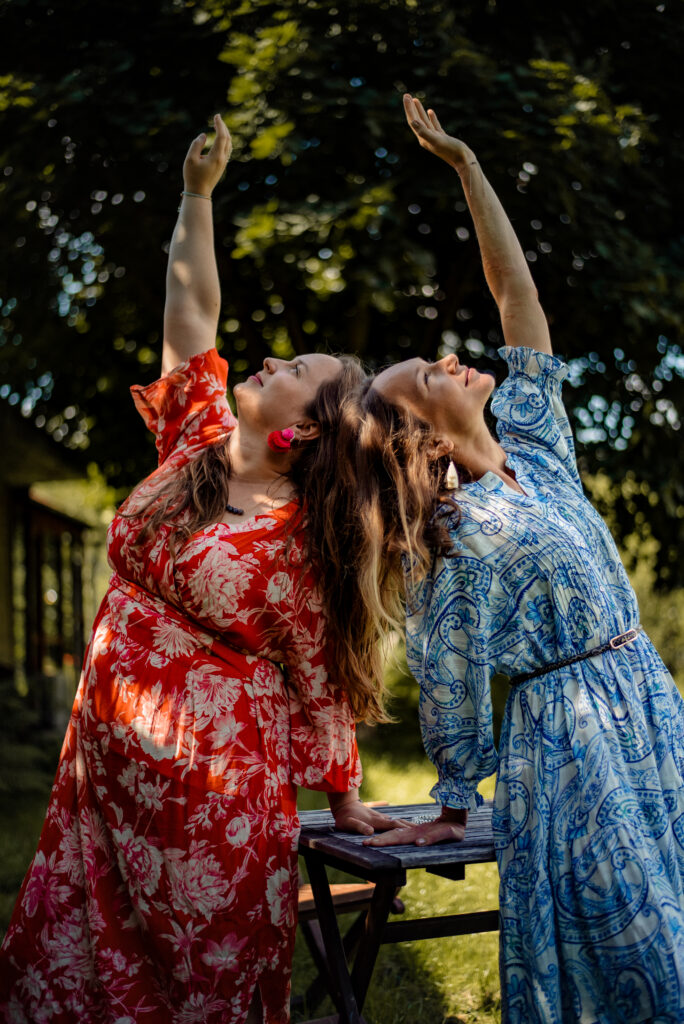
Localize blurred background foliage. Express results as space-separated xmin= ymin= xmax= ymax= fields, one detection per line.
xmin=0 ymin=0 xmax=683 ymax=581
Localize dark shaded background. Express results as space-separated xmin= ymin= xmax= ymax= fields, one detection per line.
xmin=1 ymin=0 xmax=683 ymax=579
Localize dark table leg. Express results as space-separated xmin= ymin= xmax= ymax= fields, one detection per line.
xmin=300 ymin=911 xmax=369 ymax=1015
xmin=348 ymin=878 xmax=399 ymax=1011
xmin=303 ymin=850 xmax=367 ymax=1024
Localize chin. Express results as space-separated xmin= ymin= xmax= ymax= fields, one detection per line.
xmin=233 ymin=383 xmax=258 ymax=416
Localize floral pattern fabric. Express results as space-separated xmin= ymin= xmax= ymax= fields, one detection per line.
xmin=0 ymin=348 xmax=361 ymax=1024
xmin=406 ymin=346 xmax=684 ymax=1022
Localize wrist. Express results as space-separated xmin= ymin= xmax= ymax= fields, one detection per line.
xmin=453 ymin=147 xmax=477 ymax=174
xmin=328 ymin=789 xmax=360 ymax=814
xmin=439 ymin=806 xmax=468 ymax=825
xmin=180 ymin=188 xmax=212 ymax=200
xmin=178 ymin=190 xmax=213 ymax=214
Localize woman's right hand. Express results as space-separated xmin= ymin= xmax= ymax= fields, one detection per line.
xmin=183 ymin=113 xmax=232 ymax=196
xmin=403 ymin=93 xmax=474 ymax=172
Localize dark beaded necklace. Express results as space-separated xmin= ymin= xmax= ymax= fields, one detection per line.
xmin=225 ymin=503 xmax=244 ymax=516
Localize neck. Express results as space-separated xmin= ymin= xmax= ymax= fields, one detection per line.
xmin=227 ymin=422 xmax=291 ymax=484
xmin=451 ymin=425 xmax=508 ymax=482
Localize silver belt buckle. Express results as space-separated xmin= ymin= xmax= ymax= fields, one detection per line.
xmin=609 ymin=627 xmax=639 ymax=650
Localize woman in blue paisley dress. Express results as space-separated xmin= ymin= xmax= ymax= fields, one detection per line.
xmin=358 ymin=94 xmax=684 ymax=1023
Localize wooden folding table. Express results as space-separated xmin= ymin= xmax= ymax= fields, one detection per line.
xmin=296 ymin=801 xmax=498 ymax=1024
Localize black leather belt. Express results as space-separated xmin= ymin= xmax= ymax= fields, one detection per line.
xmin=508 ymin=626 xmax=643 ymax=688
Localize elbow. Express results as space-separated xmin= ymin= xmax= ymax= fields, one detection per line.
xmin=499 ymin=289 xmax=545 ymax=325
xmin=486 ymin=259 xmax=538 ymax=306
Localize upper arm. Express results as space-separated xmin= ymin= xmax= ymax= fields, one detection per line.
xmin=161 ymin=309 xmax=218 ymax=376
xmin=498 ymin=288 xmax=553 ymax=356
xmin=408 ymin=555 xmax=513 ymax=808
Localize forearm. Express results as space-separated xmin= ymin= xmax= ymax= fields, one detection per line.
xmin=164 ymin=196 xmax=220 ymax=329
xmin=454 ymin=150 xmax=536 ymax=306
xmin=404 ymin=94 xmax=550 ymax=353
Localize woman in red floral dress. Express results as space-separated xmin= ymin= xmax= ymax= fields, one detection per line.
xmin=0 ymin=116 xmax=400 ymax=1024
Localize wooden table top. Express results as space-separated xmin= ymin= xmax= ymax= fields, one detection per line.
xmin=298 ymin=801 xmax=496 ymax=874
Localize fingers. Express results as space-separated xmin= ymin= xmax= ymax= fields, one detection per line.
xmin=364 ymin=821 xmax=465 ymax=848
xmin=212 ymin=113 xmax=232 ymax=155
xmin=403 ymin=93 xmax=440 ymax=147
xmin=184 ymin=132 xmax=207 ymax=164
xmin=414 ymin=822 xmax=465 ymax=846
xmin=364 ymin=826 xmax=418 ymax=847
xmin=428 ymin=108 xmax=444 ymax=133
xmin=334 ymin=813 xmax=406 ymax=835
xmin=403 ymin=93 xmax=425 ymax=135
xmin=373 ymin=816 xmax=412 ymax=831
xmin=205 ymin=115 xmax=232 ymax=163
xmin=336 ymin=816 xmax=374 ymax=836
xmin=412 ymin=97 xmax=433 ymax=130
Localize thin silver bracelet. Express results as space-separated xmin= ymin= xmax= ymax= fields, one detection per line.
xmin=178 ymin=190 xmax=212 ymax=211
xmin=466 ymin=160 xmax=478 ymax=198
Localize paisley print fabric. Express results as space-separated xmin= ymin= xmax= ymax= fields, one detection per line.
xmin=406 ymin=346 xmax=684 ymax=1022
xmin=0 ymin=348 xmax=361 ymax=1024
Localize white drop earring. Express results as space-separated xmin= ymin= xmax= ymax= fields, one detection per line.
xmin=445 ymin=460 xmax=460 ymax=490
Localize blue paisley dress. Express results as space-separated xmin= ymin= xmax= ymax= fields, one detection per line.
xmin=406 ymin=345 xmax=684 ymax=1023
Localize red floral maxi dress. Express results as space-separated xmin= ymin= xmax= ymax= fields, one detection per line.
xmin=0 ymin=348 xmax=362 ymax=1024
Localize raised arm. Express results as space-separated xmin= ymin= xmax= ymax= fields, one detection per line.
xmin=404 ymin=94 xmax=552 ymax=355
xmin=161 ymin=114 xmax=232 ymax=375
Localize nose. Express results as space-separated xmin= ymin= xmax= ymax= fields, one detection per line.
xmin=263 ymin=357 xmax=278 ymax=374
xmin=436 ymin=354 xmax=460 ymax=373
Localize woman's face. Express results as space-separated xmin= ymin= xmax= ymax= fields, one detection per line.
xmin=373 ymin=353 xmax=494 ymax=439
xmin=234 ymin=353 xmax=340 ymax=432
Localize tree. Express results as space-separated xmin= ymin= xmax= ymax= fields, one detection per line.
xmin=1 ymin=0 xmax=683 ymax=580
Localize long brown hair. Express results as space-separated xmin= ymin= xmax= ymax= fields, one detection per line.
xmin=352 ymin=381 xmax=461 ymax=637
xmin=124 ymin=356 xmax=389 ymax=723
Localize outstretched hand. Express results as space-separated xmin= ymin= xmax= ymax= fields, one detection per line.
xmin=183 ymin=113 xmax=232 ymax=197
xmin=403 ymin=94 xmax=473 ymax=172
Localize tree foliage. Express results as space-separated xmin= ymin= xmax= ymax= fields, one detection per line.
xmin=1 ymin=0 xmax=683 ymax=579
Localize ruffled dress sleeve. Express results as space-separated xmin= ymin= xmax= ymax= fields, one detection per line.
xmin=407 ymin=547 xmax=518 ymax=810
xmin=130 ymin=348 xmax=236 ymax=465
xmin=273 ymin=552 xmax=362 ymax=793
xmin=492 ymin=345 xmax=581 ymax=489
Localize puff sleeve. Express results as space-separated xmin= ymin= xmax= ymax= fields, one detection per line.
xmin=492 ymin=345 xmax=581 ymax=490
xmin=130 ymin=348 xmax=236 ymax=465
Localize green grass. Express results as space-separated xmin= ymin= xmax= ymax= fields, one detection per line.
xmin=0 ymin=792 xmax=52 ymax=930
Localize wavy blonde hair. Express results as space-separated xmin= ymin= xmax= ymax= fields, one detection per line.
xmin=124 ymin=357 xmax=390 ymax=723
xmin=352 ymin=381 xmax=462 ymax=638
